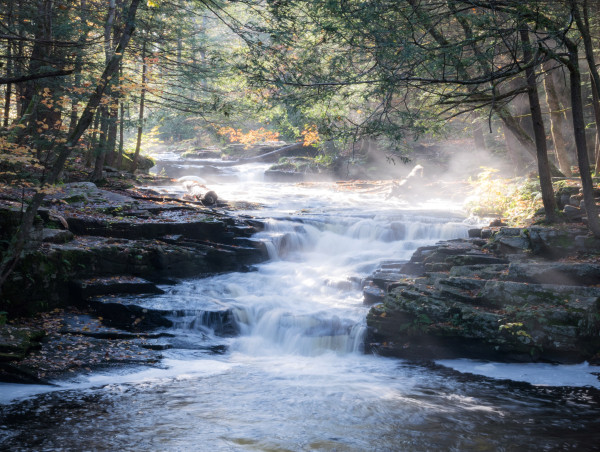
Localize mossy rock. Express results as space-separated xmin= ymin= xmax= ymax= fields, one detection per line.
xmin=0 ymin=326 xmax=45 ymax=361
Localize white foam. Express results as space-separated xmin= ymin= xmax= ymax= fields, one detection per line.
xmin=437 ymin=359 xmax=600 ymax=388
xmin=0 ymin=358 xmax=235 ymax=404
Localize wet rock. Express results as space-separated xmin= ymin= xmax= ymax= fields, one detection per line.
xmin=70 ymin=276 xmax=164 ymax=300
xmin=444 ymin=254 xmax=508 ymax=266
xmin=58 ymin=313 xmax=174 ymax=340
xmin=363 ymin=284 xmax=386 ymax=305
xmin=86 ymin=296 xmax=173 ymax=331
xmin=172 ymin=309 xmax=237 ymax=337
xmin=468 ymin=228 xmax=482 ymax=238
xmin=42 ymin=228 xmax=74 ymax=243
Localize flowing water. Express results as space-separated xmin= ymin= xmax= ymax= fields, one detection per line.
xmin=2 ymin=162 xmax=600 ymax=451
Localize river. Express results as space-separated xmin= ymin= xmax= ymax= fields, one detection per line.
xmin=1 ymin=160 xmax=600 ymax=451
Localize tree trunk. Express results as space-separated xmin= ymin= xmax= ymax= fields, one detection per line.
xmin=69 ymin=0 xmax=89 ymax=134
xmin=132 ymin=39 xmax=147 ymax=172
xmin=572 ymin=0 xmax=600 ymax=174
xmin=495 ymin=105 xmax=564 ymax=177
xmin=91 ymin=107 xmax=109 ymax=181
xmin=472 ymin=114 xmax=486 ymax=149
xmin=591 ymin=75 xmax=600 ymax=174
xmin=520 ymin=27 xmax=557 ymax=222
xmin=566 ymin=42 xmax=600 ymax=237
xmin=105 ymin=102 xmax=119 ymax=166
xmin=2 ymin=3 xmax=13 ymax=126
xmin=21 ymin=0 xmax=54 ymax=125
xmin=118 ymin=98 xmax=125 ymax=168
xmin=543 ymin=61 xmax=573 ymax=176
xmin=0 ymin=0 xmax=142 ymax=294
xmin=117 ymin=62 xmax=125 ymax=169
xmin=86 ymin=109 xmax=101 ymax=167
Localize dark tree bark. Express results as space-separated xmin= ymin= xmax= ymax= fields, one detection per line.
xmin=86 ymin=109 xmax=101 ymax=167
xmin=3 ymin=43 xmax=12 ymax=126
xmin=91 ymin=107 xmax=109 ymax=181
xmin=0 ymin=69 xmax=74 ymax=85
xmin=572 ymin=0 xmax=600 ymax=175
xmin=496 ymin=106 xmax=563 ymax=177
xmin=591 ymin=74 xmax=600 ymax=174
xmin=565 ymin=40 xmax=600 ymax=236
xmin=132 ymin=39 xmax=147 ymax=172
xmin=543 ymin=61 xmax=572 ymax=176
xmin=519 ymin=27 xmax=557 ymax=222
xmin=117 ymin=62 xmax=125 ymax=169
xmin=69 ymin=0 xmax=90 ymax=135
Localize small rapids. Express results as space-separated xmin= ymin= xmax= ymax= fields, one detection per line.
xmin=2 ymin=162 xmax=600 ymax=450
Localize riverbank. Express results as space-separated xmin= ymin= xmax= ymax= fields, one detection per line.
xmin=365 ymin=223 xmax=600 ymax=363
xmin=0 ymin=169 xmax=269 ymax=383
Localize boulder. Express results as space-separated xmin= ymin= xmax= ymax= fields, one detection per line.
xmin=527 ymin=226 xmax=586 ymax=257
xmin=563 ymin=205 xmax=583 ymax=221
xmin=487 ymin=227 xmax=530 ymax=255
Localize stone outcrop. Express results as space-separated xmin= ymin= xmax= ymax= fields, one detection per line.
xmin=0 ymin=182 xmax=269 ymax=316
xmin=366 ymin=228 xmax=600 ymax=364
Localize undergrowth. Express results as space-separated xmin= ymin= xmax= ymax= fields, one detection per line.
xmin=464 ymin=167 xmax=544 ymax=226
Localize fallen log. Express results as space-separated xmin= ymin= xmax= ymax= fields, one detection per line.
xmin=182 ymin=180 xmax=218 ymax=206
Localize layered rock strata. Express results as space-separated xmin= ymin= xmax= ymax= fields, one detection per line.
xmin=366 ymin=228 xmax=600 ymax=363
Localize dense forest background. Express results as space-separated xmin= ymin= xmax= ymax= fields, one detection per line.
xmin=1 ymin=0 xmax=600 ymax=290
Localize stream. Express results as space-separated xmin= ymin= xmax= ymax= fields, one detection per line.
xmin=2 ymin=160 xmax=600 ymax=451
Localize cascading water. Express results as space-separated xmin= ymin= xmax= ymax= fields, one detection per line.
xmin=2 ymin=161 xmax=600 ymax=451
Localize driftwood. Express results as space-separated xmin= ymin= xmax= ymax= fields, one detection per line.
xmin=182 ymin=180 xmax=218 ymax=206
xmin=386 ymin=164 xmax=424 ymax=199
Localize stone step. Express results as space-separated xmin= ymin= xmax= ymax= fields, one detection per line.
xmin=363 ymin=284 xmax=386 ymax=305
xmin=506 ymin=262 xmax=600 ymax=286
xmin=480 ymin=280 xmax=600 ymax=308
xmin=58 ymin=313 xmax=175 ymax=340
xmin=169 ymin=309 xmax=237 ymax=337
xmin=71 ymin=276 xmax=164 ymax=300
xmin=435 ymin=277 xmax=487 ymax=304
xmin=86 ymin=295 xmax=174 ymax=331
xmin=449 ymin=264 xmax=509 ymax=279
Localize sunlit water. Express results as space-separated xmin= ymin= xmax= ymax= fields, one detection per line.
xmin=2 ymin=161 xmax=600 ymax=451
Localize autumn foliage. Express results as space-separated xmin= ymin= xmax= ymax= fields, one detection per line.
xmin=217 ymin=127 xmax=280 ymax=146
